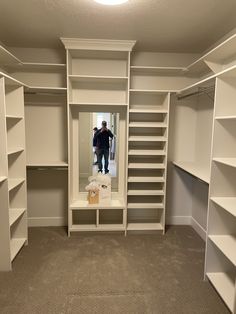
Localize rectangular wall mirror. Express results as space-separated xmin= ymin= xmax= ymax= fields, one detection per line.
xmin=78 ymin=111 xmax=119 ymax=192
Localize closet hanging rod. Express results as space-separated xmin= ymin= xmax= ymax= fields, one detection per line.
xmin=177 ymin=85 xmax=215 ymax=100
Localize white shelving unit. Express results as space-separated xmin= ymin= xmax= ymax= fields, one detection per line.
xmin=0 ymin=74 xmax=27 ymax=271
xmin=127 ymin=70 xmax=170 ymax=232
xmin=205 ymin=66 xmax=236 ymax=313
xmin=61 ymin=38 xmax=135 ymax=235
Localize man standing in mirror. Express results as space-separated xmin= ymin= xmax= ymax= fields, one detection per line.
xmin=94 ymin=121 xmax=114 ymax=174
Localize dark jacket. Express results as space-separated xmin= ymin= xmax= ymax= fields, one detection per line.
xmin=94 ymin=128 xmax=114 ymax=149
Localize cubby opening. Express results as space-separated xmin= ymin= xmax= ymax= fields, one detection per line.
xmin=68 ymin=50 xmax=128 ymax=77
xmin=99 ymin=209 xmax=123 ymax=225
xmin=72 ymin=210 xmax=96 ymax=226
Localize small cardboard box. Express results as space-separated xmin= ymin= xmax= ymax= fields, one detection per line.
xmin=87 ymin=190 xmax=99 ymax=204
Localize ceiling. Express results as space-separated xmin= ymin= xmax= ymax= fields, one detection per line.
xmin=1 ymin=0 xmax=236 ymax=53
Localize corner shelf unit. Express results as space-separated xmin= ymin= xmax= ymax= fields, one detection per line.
xmin=127 ymin=74 xmax=170 ymax=232
xmin=205 ymin=67 xmax=236 ymax=313
xmin=61 ymin=38 xmax=136 ymax=235
xmin=0 ymin=74 xmax=27 ymax=271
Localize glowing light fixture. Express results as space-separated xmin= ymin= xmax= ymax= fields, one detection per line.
xmin=94 ymin=0 xmax=128 ymax=5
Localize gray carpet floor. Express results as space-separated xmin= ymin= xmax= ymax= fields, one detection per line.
xmin=0 ymin=226 xmax=229 ymax=314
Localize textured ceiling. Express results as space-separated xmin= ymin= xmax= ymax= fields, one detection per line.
xmin=0 ymin=0 xmax=236 ymax=52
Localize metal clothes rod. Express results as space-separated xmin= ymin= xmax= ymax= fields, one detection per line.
xmin=177 ymin=85 xmax=215 ymax=100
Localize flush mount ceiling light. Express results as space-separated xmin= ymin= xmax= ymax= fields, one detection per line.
xmin=94 ymin=0 xmax=128 ymax=5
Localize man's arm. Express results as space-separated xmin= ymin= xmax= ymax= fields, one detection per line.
xmin=108 ymin=129 xmax=114 ymax=139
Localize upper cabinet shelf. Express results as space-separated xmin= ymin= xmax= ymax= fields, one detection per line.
xmin=0 ymin=45 xmax=22 ymax=66
xmin=185 ymin=34 xmax=236 ymax=76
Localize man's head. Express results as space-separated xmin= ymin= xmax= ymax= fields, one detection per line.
xmin=93 ymin=127 xmax=98 ymax=133
xmin=102 ymin=121 xmax=107 ymax=128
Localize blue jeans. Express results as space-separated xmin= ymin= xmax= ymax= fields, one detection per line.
xmin=97 ymin=148 xmax=109 ymax=173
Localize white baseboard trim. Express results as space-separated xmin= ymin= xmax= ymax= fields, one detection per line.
xmin=166 ymin=215 xmax=191 ymax=225
xmin=28 ymin=217 xmax=66 ymax=227
xmin=191 ymin=217 xmax=206 ymax=241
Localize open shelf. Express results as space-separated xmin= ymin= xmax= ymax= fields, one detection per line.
xmin=128 ymin=176 xmax=164 ymax=183
xmin=209 ymin=235 xmax=236 ymax=266
xmin=128 ymin=149 xmax=166 ymax=156
xmin=211 ymin=197 xmax=236 ymax=217
xmin=9 ymin=208 xmax=26 ymax=226
xmin=27 ymin=162 xmax=68 ymax=168
xmin=70 ymin=199 xmax=124 ymax=210
xmin=0 ymin=176 xmax=7 ymax=183
xmin=127 ymin=223 xmax=163 ymax=231
xmin=69 ymin=75 xmax=128 ymax=83
xmin=6 ymin=115 xmax=23 ymax=120
xmin=70 ymin=101 xmax=128 ymax=106
xmin=70 ymin=224 xmax=125 ymax=232
xmin=215 ymin=115 xmax=236 ymax=120
xmin=10 ymin=238 xmax=26 ymax=261
xmin=173 ymin=161 xmax=210 ymax=183
xmin=128 ymin=163 xmax=165 ymax=169
xmin=8 ymin=178 xmax=25 ymax=191
xmin=129 ymin=108 xmax=168 ymax=113
xmin=128 ymin=190 xmax=164 ymax=196
xmin=129 ymin=122 xmax=167 ymax=128
xmin=130 ymin=89 xmax=174 ymax=94
xmin=206 ymin=272 xmax=235 ymax=312
xmin=7 ymin=148 xmax=24 ymax=155
xmin=213 ymin=158 xmax=236 ymax=168
xmin=127 ymin=203 xmax=164 ymax=209
xmin=130 ymin=66 xmax=186 ymax=74
xmin=0 ymin=45 xmax=22 ymax=66
xmin=129 ymin=136 xmax=167 ymax=142
xmin=26 ymin=86 xmax=67 ymax=94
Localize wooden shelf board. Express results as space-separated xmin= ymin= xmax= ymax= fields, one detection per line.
xmin=6 ymin=115 xmax=23 ymax=120
xmin=26 ymin=86 xmax=67 ymax=94
xmin=213 ymin=158 xmax=236 ymax=168
xmin=127 ymin=222 xmax=163 ymax=231
xmin=128 ymin=176 xmax=165 ymax=183
xmin=130 ymin=89 xmax=173 ymax=94
xmin=9 ymin=208 xmax=26 ymax=226
xmin=69 ymin=75 xmax=128 ymax=83
xmin=128 ymin=163 xmax=165 ymax=169
xmin=128 ymin=190 xmax=164 ymax=196
xmin=130 ymin=65 xmax=186 ymax=74
xmin=8 ymin=178 xmax=25 ymax=191
xmin=0 ymin=71 xmax=26 ymax=87
xmin=0 ymin=176 xmax=7 ymax=184
xmin=129 ymin=108 xmax=168 ymax=114
xmin=27 ymin=162 xmax=68 ymax=168
xmin=0 ymin=45 xmax=22 ymax=66
xmin=129 ymin=122 xmax=167 ymax=128
xmin=97 ymin=224 xmax=125 ymax=231
xmin=10 ymin=238 xmax=26 ymax=261
xmin=209 ymin=235 xmax=236 ymax=266
xmin=129 ymin=136 xmax=167 ymax=142
xmin=211 ymin=197 xmax=236 ymax=217
xmin=70 ymin=102 xmax=128 ymax=106
xmin=7 ymin=148 xmax=24 ymax=155
xmin=70 ymin=199 xmax=124 ymax=210
xmin=206 ymin=272 xmax=235 ymax=312
xmin=128 ymin=203 xmax=164 ymax=209
xmin=173 ymin=161 xmax=210 ymax=184
xmin=70 ymin=224 xmax=125 ymax=232
xmin=128 ymin=149 xmax=166 ymax=156
xmin=215 ymin=115 xmax=236 ymax=120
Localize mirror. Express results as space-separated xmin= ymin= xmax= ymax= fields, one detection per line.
xmin=78 ymin=112 xmax=119 ymax=192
